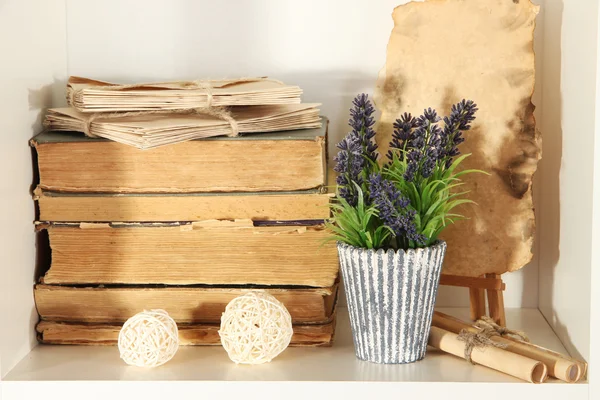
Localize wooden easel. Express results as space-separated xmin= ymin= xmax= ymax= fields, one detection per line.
xmin=439 ymin=273 xmax=506 ymax=326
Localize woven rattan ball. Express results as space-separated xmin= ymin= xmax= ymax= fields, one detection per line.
xmin=219 ymin=291 xmax=293 ymax=364
xmin=118 ymin=309 xmax=179 ymax=368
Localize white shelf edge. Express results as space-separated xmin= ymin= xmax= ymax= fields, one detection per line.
xmin=0 ymin=380 xmax=590 ymax=400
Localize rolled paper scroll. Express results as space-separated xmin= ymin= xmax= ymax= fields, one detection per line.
xmin=432 ymin=312 xmax=585 ymax=382
xmin=428 ymin=326 xmax=548 ymax=384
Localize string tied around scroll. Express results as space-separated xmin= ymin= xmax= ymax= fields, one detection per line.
xmin=474 ymin=316 xmax=530 ymax=342
xmin=457 ymin=316 xmax=530 ymax=364
xmin=457 ymin=329 xmax=507 ymax=364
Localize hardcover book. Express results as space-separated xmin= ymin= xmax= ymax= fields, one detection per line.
xmin=37 ymin=318 xmax=336 ymax=347
xmin=35 ymin=284 xmax=338 ymax=324
xmin=37 ymin=221 xmax=339 ymax=287
xmin=35 ymin=189 xmax=333 ymax=222
xmin=31 ymin=119 xmax=328 ymax=193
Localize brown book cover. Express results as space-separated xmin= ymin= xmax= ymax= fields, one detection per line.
xmin=35 ymin=284 xmax=338 ymax=325
xmin=31 ymin=118 xmax=328 ymax=193
xmin=37 ymin=221 xmax=339 ymax=287
xmin=37 ymin=317 xmax=336 ymax=347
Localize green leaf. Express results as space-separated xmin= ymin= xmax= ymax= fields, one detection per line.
xmin=444 ymin=153 xmax=471 ymax=177
xmin=453 ymin=168 xmax=489 ymax=179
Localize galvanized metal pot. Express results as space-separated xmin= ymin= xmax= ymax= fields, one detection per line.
xmin=338 ymin=241 xmax=447 ymax=364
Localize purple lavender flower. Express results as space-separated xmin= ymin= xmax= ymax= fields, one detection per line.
xmin=441 ymin=99 xmax=478 ymax=168
xmin=421 ymin=146 xmax=439 ymax=178
xmin=418 ymin=107 xmax=441 ymax=126
xmin=368 ymin=173 xmax=426 ymax=245
xmin=334 ymin=134 xmax=364 ymax=206
xmin=349 ymin=94 xmax=378 ymax=163
xmin=388 ymin=113 xmax=418 ymax=160
xmin=392 ymin=101 xmax=477 ymax=181
xmin=428 ymin=123 xmax=443 ymax=148
xmin=397 ymin=110 xmax=434 ymax=183
xmin=403 ymin=149 xmax=422 ymax=182
xmin=420 ymin=123 xmax=443 ymax=178
xmin=333 ymin=94 xmax=382 ymax=205
xmin=409 ymin=125 xmax=427 ymax=149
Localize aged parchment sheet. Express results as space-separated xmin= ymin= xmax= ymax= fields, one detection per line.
xmin=375 ymin=0 xmax=540 ymax=276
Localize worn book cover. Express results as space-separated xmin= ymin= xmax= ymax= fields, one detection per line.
xmin=35 ymin=284 xmax=338 ymax=325
xmin=34 ymin=167 xmax=335 ymax=222
xmin=37 ymin=221 xmax=339 ymax=287
xmin=32 ymin=118 xmax=328 ymax=193
xmin=37 ymin=318 xmax=336 ymax=347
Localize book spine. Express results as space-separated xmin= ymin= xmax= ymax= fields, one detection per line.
xmin=34 ymin=283 xmax=338 ymax=324
xmin=35 ymin=189 xmax=332 ymax=222
xmin=38 ymin=223 xmax=339 ymax=287
xmin=37 ymin=318 xmax=336 ymax=347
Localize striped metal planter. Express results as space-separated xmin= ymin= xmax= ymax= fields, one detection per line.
xmin=338 ymin=241 xmax=447 ymax=364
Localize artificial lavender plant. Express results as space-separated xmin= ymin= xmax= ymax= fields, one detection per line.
xmin=328 ymin=94 xmax=482 ymax=250
xmin=333 ymin=94 xmax=378 ymax=206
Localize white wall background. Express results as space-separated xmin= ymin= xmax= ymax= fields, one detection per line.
xmin=63 ymin=0 xmax=543 ymax=309
xmin=538 ymin=0 xmax=598 ymax=362
xmin=590 ymin=1 xmax=600 ymax=392
xmin=0 ymin=0 xmax=67 ymax=377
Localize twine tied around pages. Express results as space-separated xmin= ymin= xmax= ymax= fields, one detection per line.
xmin=81 ymin=106 xmax=239 ymax=139
xmin=67 ymin=77 xmax=278 ymax=139
xmin=457 ymin=316 xmax=530 ymax=364
xmin=67 ymin=76 xmax=279 ymax=110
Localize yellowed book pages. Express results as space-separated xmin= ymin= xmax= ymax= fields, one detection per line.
xmin=37 ymin=318 xmax=336 ymax=347
xmin=44 ymin=104 xmax=322 ymax=149
xmin=374 ymin=0 xmax=540 ymax=276
xmin=35 ymin=284 xmax=338 ymax=324
xmin=31 ymin=120 xmax=327 ymax=193
xmin=67 ymin=76 xmax=303 ymax=112
xmin=35 ymin=188 xmax=333 ymax=222
xmin=39 ymin=223 xmax=339 ymax=287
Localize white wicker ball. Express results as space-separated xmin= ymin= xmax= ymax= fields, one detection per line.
xmin=219 ymin=291 xmax=293 ymax=364
xmin=118 ymin=309 xmax=180 ymax=368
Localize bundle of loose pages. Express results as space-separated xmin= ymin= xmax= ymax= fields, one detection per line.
xmin=45 ymin=76 xmax=322 ymax=149
xmin=67 ymin=76 xmax=303 ymax=112
xmin=45 ymin=103 xmax=321 ymax=149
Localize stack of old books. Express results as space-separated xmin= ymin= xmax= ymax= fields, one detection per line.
xmin=31 ymin=76 xmax=339 ymax=347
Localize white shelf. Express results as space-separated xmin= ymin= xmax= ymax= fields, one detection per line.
xmin=1 ymin=308 xmax=589 ymax=399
